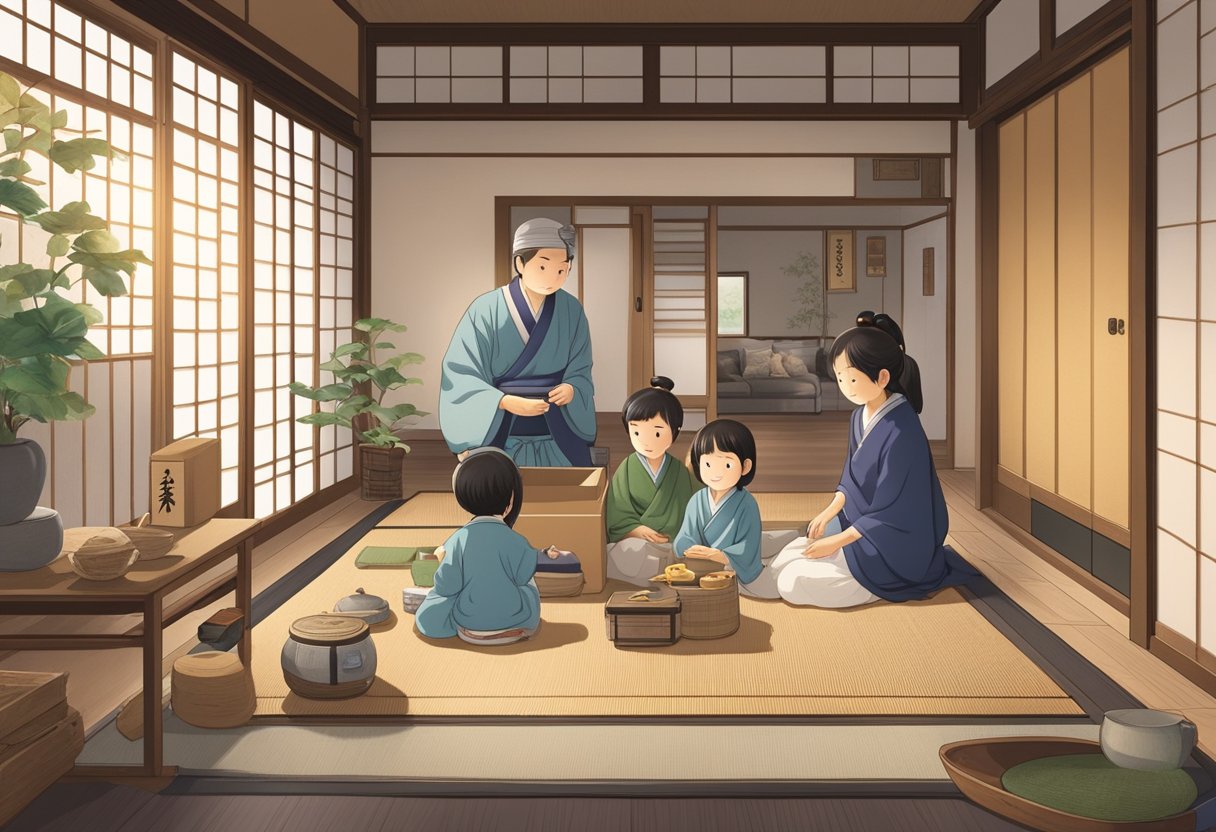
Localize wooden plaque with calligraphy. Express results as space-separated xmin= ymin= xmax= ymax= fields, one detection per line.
xmin=826 ymin=230 xmax=855 ymax=292
xmin=865 ymin=236 xmax=886 ymax=277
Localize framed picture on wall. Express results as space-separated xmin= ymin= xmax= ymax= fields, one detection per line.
xmin=826 ymin=230 xmax=855 ymax=293
xmin=717 ymin=273 xmax=748 ymax=336
xmin=865 ymin=236 xmax=886 ymax=277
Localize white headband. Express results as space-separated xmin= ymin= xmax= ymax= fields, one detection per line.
xmin=512 ymin=218 xmax=576 ymax=257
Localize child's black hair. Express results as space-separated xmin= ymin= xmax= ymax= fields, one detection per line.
xmin=621 ymin=376 xmax=684 ymax=439
xmin=827 ymin=310 xmax=924 ymax=413
xmin=690 ymin=419 xmax=757 ymax=489
xmin=453 ymin=450 xmax=524 ymax=527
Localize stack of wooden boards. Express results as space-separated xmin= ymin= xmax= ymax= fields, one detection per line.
xmin=0 ymin=671 xmax=83 ymax=826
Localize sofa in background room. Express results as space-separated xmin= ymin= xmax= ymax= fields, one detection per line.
xmin=716 ymin=337 xmax=854 ymax=414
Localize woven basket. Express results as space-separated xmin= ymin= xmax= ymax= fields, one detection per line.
xmin=171 ymin=651 xmax=255 ymax=729
xmin=359 ymin=445 xmax=405 ymax=500
xmin=536 ymin=571 xmax=584 ymax=597
xmin=63 ymin=528 xmax=138 ymax=581
xmin=652 ymin=557 xmax=739 ymax=639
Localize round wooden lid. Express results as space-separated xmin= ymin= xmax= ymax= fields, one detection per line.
xmin=289 ymin=614 xmax=369 ymax=646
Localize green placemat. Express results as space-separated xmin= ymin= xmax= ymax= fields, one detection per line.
xmin=1001 ymin=753 xmax=1197 ymax=822
xmin=355 ymin=546 xmax=431 ymax=568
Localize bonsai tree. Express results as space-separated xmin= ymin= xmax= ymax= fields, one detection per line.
xmin=783 ymin=250 xmax=834 ymax=338
xmin=0 ymin=71 xmax=151 ymax=445
xmin=289 ymin=317 xmax=426 ymax=451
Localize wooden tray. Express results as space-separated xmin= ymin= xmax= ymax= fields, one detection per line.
xmin=939 ymin=737 xmax=1216 ymax=832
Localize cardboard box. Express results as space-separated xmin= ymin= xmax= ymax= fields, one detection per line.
xmin=150 ymin=438 xmax=220 ymax=528
xmin=514 ymin=467 xmax=609 ymax=594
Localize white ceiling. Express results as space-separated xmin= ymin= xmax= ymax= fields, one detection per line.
xmin=348 ymin=0 xmax=983 ymax=24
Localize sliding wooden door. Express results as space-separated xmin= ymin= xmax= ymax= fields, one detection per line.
xmin=994 ymin=48 xmax=1131 ymax=599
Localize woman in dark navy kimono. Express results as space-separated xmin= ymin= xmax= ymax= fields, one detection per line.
xmin=769 ymin=311 xmax=977 ymax=607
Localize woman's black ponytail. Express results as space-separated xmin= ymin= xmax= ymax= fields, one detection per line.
xmin=828 ymin=310 xmax=925 ymax=414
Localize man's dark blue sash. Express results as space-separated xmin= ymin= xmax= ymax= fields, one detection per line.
xmin=488 ymin=279 xmax=592 ymax=466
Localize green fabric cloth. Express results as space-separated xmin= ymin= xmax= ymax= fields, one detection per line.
xmin=1001 ymin=753 xmax=1197 ymax=822
xmin=605 ymin=453 xmax=699 ymax=543
xmin=354 ymin=546 xmax=429 ymax=568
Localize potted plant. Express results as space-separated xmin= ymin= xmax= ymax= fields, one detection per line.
xmin=289 ymin=317 xmax=425 ymax=500
xmin=783 ymin=250 xmax=834 ymax=339
xmin=0 ymin=71 xmax=150 ymax=526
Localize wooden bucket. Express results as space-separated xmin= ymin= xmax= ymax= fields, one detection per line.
xmin=359 ymin=445 xmax=405 ymax=500
xmin=672 ymin=581 xmax=740 ymax=639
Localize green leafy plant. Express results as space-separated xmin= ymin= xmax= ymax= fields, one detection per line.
xmin=0 ymin=71 xmax=151 ymax=444
xmin=783 ymin=251 xmax=834 ymax=337
xmin=289 ymin=317 xmax=426 ymax=451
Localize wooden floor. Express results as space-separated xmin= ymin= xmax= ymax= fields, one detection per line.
xmin=3 ymin=790 xmax=1029 ymax=832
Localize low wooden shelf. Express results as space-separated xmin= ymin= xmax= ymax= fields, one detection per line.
xmin=0 ymin=518 xmax=261 ymax=779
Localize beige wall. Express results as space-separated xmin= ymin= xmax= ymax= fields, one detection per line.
xmin=903 ymin=217 xmax=949 ymax=441
xmin=247 ymin=0 xmax=360 ymax=96
xmin=371 ymin=120 xmax=954 ymax=429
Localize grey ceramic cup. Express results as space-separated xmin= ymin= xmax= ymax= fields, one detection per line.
xmin=1100 ymin=708 xmax=1199 ymax=771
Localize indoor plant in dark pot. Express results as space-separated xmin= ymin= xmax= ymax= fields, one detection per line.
xmin=290 ymin=317 xmax=425 ymax=500
xmin=0 ymin=71 xmax=150 ymax=529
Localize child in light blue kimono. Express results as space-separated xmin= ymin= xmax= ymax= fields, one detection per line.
xmin=439 ymin=218 xmax=596 ymax=467
xmin=415 ymin=448 xmax=557 ymax=645
xmin=673 ymin=420 xmax=795 ymax=599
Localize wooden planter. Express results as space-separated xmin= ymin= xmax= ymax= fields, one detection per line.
xmin=359 ymin=444 xmax=405 ymax=500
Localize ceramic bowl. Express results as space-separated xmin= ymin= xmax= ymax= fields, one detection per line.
xmin=1100 ymin=708 xmax=1199 ymax=771
xmin=119 ymin=526 xmax=176 ymax=560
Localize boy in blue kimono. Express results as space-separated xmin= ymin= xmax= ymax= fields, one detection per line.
xmin=439 ymin=218 xmax=596 ymax=467
xmin=415 ymin=448 xmax=558 ymax=645
xmin=770 ymin=311 xmax=978 ymax=607
xmin=673 ymin=420 xmax=795 ymax=598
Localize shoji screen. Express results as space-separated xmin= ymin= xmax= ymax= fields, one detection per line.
xmin=316 ymin=135 xmax=355 ymax=489
xmin=1154 ymin=0 xmax=1214 ymax=666
xmin=169 ymin=52 xmax=243 ymax=508
xmin=0 ymin=1 xmax=156 ymax=527
xmin=252 ymin=102 xmax=315 ymax=518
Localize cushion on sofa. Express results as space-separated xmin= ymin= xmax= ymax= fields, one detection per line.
xmin=769 ymin=353 xmax=790 ymax=377
xmin=782 ymin=352 xmax=810 ymax=377
xmin=742 ymin=347 xmax=773 ymax=379
xmin=716 ymin=350 xmax=741 ymax=378
xmin=816 ymin=347 xmax=831 ymax=379
xmin=744 ymin=377 xmax=819 ymax=397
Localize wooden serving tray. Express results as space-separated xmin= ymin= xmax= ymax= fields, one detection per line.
xmin=939 ymin=737 xmax=1216 ymax=832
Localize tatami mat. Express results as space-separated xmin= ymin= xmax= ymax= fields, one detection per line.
xmin=78 ymin=715 xmax=1101 ymax=781
xmin=377 ymin=490 xmax=834 ymax=531
xmin=249 ymin=529 xmax=1083 ymax=719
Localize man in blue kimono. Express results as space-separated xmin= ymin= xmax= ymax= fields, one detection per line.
xmin=439 ymin=218 xmax=596 ymax=466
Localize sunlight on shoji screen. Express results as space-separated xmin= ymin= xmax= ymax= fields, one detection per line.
xmin=170 ymin=53 xmax=242 ymax=507
xmin=252 ymin=102 xmax=316 ymax=519
xmin=317 ymin=135 xmax=356 ymax=488
xmin=0 ymin=0 xmax=155 ymax=116
xmin=0 ymin=1 xmax=155 ymax=527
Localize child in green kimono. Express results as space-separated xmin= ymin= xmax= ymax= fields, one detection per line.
xmin=605 ymin=377 xmax=698 ymax=586
xmin=415 ymin=448 xmax=558 ymax=645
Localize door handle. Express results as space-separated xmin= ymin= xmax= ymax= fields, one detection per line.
xmin=1107 ymin=317 xmax=1125 ymax=336
xmin=635 ymin=296 xmax=643 ymax=312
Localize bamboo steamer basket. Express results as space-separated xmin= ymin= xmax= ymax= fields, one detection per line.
xmin=651 ymin=556 xmax=740 ymax=639
xmin=62 ymin=528 xmax=139 ymax=581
